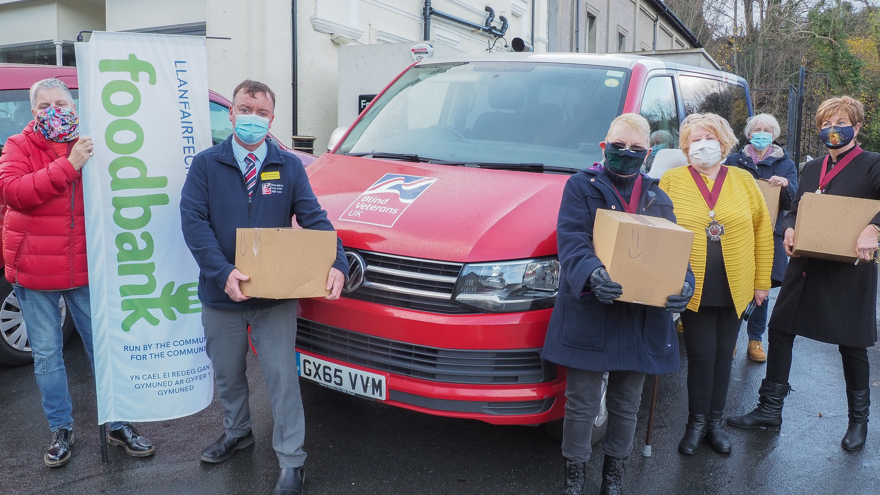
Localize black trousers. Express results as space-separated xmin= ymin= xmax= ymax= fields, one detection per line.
xmin=680 ymin=306 xmax=741 ymax=415
xmin=766 ymin=328 xmax=870 ymax=391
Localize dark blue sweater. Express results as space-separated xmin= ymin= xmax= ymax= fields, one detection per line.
xmin=180 ymin=136 xmax=347 ymax=310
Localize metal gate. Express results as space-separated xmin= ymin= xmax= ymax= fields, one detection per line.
xmin=785 ymin=67 xmax=831 ymax=167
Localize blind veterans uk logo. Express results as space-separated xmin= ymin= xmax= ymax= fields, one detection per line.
xmin=340 ymin=173 xmax=437 ymax=227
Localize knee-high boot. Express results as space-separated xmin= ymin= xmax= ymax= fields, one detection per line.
xmin=841 ymin=389 xmax=870 ymax=451
xmin=727 ymin=379 xmax=790 ymax=430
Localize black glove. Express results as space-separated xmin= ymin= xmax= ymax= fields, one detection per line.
xmin=666 ymin=281 xmax=694 ymax=313
xmin=589 ymin=267 xmax=622 ymax=304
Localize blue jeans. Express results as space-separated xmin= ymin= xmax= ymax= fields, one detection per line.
xmin=15 ymin=285 xmax=123 ymax=432
xmin=746 ymin=296 xmax=769 ymax=342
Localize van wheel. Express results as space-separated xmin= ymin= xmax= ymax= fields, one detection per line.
xmin=543 ymin=372 xmax=609 ymax=444
xmin=0 ymin=277 xmax=75 ymax=366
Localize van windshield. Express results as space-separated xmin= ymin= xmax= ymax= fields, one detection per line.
xmin=337 ymin=61 xmax=629 ymax=170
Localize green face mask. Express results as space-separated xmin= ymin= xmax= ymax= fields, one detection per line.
xmin=604 ymin=147 xmax=646 ymax=175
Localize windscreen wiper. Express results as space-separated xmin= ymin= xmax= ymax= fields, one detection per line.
xmin=464 ymin=162 xmax=577 ymax=174
xmin=346 ymin=152 xmax=426 ymax=162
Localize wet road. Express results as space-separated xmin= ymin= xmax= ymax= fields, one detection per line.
xmin=1 ymin=290 xmax=879 ymax=495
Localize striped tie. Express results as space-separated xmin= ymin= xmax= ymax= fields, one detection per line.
xmin=244 ymin=153 xmax=257 ymax=198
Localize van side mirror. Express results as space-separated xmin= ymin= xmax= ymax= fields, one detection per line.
xmin=327 ymin=126 xmax=349 ymax=153
xmin=647 ymin=149 xmax=688 ymax=179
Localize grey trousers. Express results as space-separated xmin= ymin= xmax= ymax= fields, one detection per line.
xmin=562 ymin=368 xmax=646 ymax=462
xmin=202 ymin=300 xmax=305 ymax=468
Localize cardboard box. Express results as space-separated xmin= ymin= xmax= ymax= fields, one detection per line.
xmin=593 ymin=209 xmax=695 ymax=307
xmin=235 ymin=228 xmax=337 ymax=299
xmin=793 ymin=193 xmax=880 ymax=263
xmin=756 ymin=179 xmax=781 ymax=226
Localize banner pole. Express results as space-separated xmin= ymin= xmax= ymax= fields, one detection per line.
xmin=100 ymin=424 xmax=109 ymax=465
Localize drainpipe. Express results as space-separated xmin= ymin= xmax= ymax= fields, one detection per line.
xmin=291 ymin=2 xmax=298 ymax=137
xmin=530 ymin=0 xmax=535 ymax=47
xmin=424 ymin=0 xmax=431 ymax=41
xmin=652 ymin=16 xmax=658 ymax=51
xmin=54 ymin=40 xmax=64 ymax=66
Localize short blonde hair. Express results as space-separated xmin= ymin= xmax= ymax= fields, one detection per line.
xmin=814 ymin=96 xmax=864 ymax=129
xmin=605 ymin=113 xmax=651 ymax=142
xmin=679 ymin=113 xmax=738 ymax=160
xmin=744 ymin=113 xmax=781 ymax=140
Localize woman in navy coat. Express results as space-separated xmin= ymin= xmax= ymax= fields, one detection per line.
xmin=724 ymin=113 xmax=798 ymax=362
xmin=542 ymin=114 xmax=695 ymax=495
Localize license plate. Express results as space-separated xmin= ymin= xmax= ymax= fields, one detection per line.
xmin=296 ymin=352 xmax=387 ymax=401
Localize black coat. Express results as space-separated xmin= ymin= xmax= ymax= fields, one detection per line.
xmin=542 ymin=168 xmax=695 ymax=374
xmin=769 ymin=148 xmax=880 ymax=347
xmin=724 ymin=145 xmax=798 ymax=285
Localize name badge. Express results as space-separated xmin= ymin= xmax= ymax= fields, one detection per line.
xmin=261 ymin=171 xmax=280 ymax=180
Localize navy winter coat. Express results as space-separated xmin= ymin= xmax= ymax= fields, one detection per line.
xmin=180 ymin=136 xmax=347 ymax=310
xmin=541 ymin=167 xmax=694 ymax=374
xmin=724 ymin=144 xmax=798 ymax=285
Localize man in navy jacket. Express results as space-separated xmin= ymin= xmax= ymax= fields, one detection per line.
xmin=180 ymin=80 xmax=347 ymax=495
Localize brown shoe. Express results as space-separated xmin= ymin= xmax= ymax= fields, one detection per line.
xmin=747 ymin=340 xmax=767 ymax=363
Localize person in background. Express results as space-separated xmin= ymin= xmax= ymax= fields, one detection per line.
xmin=0 ymin=78 xmax=154 ymax=467
xmin=729 ymin=96 xmax=880 ymax=452
xmin=180 ymin=79 xmax=347 ymax=495
xmin=642 ymin=129 xmax=676 ymax=173
xmin=659 ymin=113 xmax=774 ymax=456
xmin=723 ymin=114 xmax=798 ymax=362
xmin=542 ymin=113 xmax=694 ymax=495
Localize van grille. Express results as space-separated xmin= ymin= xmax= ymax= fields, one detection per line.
xmin=296 ymin=319 xmax=554 ymax=385
xmin=344 ymin=250 xmax=477 ymax=314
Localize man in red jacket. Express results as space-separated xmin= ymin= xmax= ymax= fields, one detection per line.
xmin=0 ymin=78 xmax=155 ymax=467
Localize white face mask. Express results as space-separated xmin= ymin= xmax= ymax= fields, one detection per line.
xmin=688 ymin=139 xmax=722 ymax=168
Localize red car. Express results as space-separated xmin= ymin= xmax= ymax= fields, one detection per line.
xmin=298 ymin=53 xmax=752 ymax=435
xmin=0 ymin=63 xmax=314 ymax=366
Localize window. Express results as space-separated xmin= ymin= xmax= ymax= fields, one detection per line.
xmin=640 ymin=76 xmax=679 ymax=141
xmin=0 ymin=89 xmax=79 ymax=151
xmin=618 ymin=32 xmax=626 ymax=52
xmin=0 ymin=42 xmax=76 ymax=66
xmin=678 ymin=75 xmax=750 ymax=141
xmin=587 ymin=13 xmax=597 ymax=53
xmin=209 ymin=101 xmax=234 ymax=146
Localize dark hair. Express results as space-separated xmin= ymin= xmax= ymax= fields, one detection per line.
xmin=232 ymin=79 xmax=275 ymax=108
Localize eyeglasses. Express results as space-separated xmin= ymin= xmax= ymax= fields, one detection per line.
xmin=609 ymin=142 xmax=647 ymax=153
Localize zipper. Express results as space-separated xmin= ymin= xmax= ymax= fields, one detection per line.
xmin=70 ymin=181 xmax=76 ymax=287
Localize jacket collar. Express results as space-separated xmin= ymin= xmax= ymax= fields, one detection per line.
xmin=215 ymin=134 xmax=287 ymax=168
xmin=739 ymin=143 xmax=787 ymax=165
xmin=22 ymin=120 xmax=52 ymax=153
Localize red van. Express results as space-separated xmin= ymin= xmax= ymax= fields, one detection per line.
xmin=0 ymin=63 xmax=314 ymax=366
xmin=297 ymin=52 xmax=752 ymax=432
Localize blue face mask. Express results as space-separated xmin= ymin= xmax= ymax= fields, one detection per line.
xmin=819 ymin=125 xmax=855 ymax=149
xmin=233 ymin=112 xmax=270 ymax=145
xmin=750 ymin=131 xmax=773 ymax=150
xmin=652 ymin=143 xmax=667 ymax=151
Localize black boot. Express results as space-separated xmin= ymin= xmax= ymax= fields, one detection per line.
xmin=562 ymin=458 xmax=586 ymax=495
xmin=841 ymin=389 xmax=870 ymax=451
xmin=727 ymin=379 xmax=790 ymax=430
xmin=598 ymin=455 xmax=626 ymax=495
xmin=678 ymin=413 xmax=708 ymax=456
xmin=706 ymin=411 xmax=732 ymax=454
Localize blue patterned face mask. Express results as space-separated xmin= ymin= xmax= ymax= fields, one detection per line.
xmin=233 ymin=112 xmax=270 ymax=145
xmin=750 ymin=131 xmax=773 ymax=150
xmin=819 ymin=125 xmax=855 ymax=149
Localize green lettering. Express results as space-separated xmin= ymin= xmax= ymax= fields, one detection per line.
xmin=102 ymin=80 xmax=141 ymax=117
xmin=115 ymin=232 xmax=154 ymax=262
xmin=112 ymin=194 xmax=169 ymax=230
xmin=109 ymin=156 xmax=167 ymax=191
xmin=99 ymin=54 xmax=156 ymax=84
xmin=105 ymin=119 xmax=144 ymax=155
xmin=118 ymin=262 xmax=157 ymax=297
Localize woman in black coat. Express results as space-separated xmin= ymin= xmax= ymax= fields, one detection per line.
xmin=542 ymin=113 xmax=695 ymax=495
xmin=724 ymin=113 xmax=799 ymax=362
xmin=729 ymin=96 xmax=880 ymax=451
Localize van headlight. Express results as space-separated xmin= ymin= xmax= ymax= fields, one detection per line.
xmin=452 ymin=258 xmax=560 ymax=312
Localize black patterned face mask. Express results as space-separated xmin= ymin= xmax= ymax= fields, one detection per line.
xmin=604 ymin=147 xmax=646 ymax=176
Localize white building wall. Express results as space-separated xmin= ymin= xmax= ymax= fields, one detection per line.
xmin=106 ymin=0 xmax=205 ymax=31
xmin=58 ymin=1 xmax=106 ymax=42
xmin=0 ymin=1 xmax=59 ymax=46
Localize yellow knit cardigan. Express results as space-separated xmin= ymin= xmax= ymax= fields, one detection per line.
xmin=659 ymin=165 xmax=774 ymax=314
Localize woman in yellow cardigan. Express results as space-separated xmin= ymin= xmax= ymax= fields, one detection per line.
xmin=659 ymin=113 xmax=774 ymax=456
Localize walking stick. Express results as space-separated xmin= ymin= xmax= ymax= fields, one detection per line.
xmin=100 ymin=424 xmax=109 ymax=464
xmin=642 ymin=374 xmax=660 ymax=457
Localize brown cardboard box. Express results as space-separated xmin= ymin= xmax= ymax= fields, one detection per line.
xmin=235 ymin=228 xmax=337 ymax=299
xmin=756 ymin=179 xmax=781 ymax=226
xmin=793 ymin=193 xmax=880 ymax=263
xmin=593 ymin=209 xmax=695 ymax=307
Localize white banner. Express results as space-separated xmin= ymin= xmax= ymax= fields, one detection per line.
xmin=76 ymin=32 xmax=213 ymax=423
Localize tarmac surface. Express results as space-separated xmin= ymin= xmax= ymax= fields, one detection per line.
xmin=1 ymin=289 xmax=880 ymax=495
